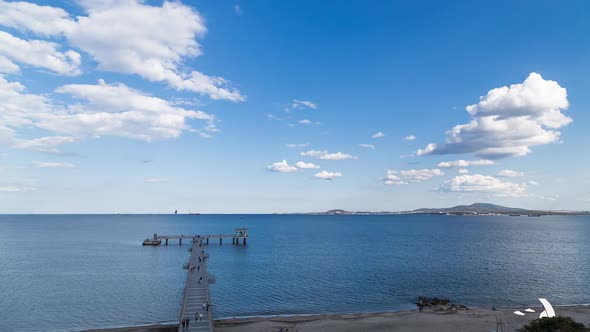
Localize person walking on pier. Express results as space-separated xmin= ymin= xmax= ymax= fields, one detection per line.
xmin=202 ymin=301 xmax=206 ymax=310
xmin=186 ymin=317 xmax=190 ymax=328
xmin=206 ymin=303 xmax=210 ymax=312
xmin=199 ymin=312 xmax=203 ymax=321
xmin=181 ymin=318 xmax=185 ymax=328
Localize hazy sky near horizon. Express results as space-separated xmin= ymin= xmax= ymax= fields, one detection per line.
xmin=0 ymin=0 xmax=589 ymax=213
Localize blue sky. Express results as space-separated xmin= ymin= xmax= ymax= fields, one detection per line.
xmin=0 ymin=0 xmax=589 ymax=213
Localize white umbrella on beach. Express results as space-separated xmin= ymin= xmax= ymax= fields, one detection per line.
xmin=525 ymin=308 xmax=535 ymax=313
xmin=538 ymin=298 xmax=555 ymax=318
xmin=513 ymin=311 xmax=525 ymax=316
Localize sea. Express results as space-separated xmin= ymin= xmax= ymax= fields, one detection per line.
xmin=1 ymin=214 xmax=589 ymax=331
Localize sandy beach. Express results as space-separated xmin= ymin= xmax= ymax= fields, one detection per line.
xmin=84 ymin=305 xmax=590 ymax=332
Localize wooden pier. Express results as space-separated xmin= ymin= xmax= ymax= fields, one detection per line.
xmin=179 ymin=239 xmax=213 ymax=332
xmin=142 ymin=228 xmax=248 ymax=332
xmin=145 ymin=227 xmax=249 ymax=246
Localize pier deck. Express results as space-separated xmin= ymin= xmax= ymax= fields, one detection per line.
xmin=143 ymin=228 xmax=248 ymax=332
xmin=178 ymin=240 xmax=213 ymax=332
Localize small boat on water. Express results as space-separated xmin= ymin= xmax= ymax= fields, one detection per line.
xmin=528 ymin=214 xmax=542 ymax=217
xmin=142 ymin=238 xmax=162 ymax=245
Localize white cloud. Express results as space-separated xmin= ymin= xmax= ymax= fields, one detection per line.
xmin=298 ymin=119 xmax=319 ymax=125
xmin=300 ymin=150 xmax=356 ymax=160
xmin=144 ymin=178 xmax=167 ymax=183
xmin=498 ymin=169 xmax=524 ymax=177
xmin=437 ymin=159 xmax=495 ymax=168
xmin=292 ymin=99 xmax=317 ymax=109
xmin=358 ymin=144 xmax=375 ymax=149
xmin=372 ymin=131 xmax=384 ymax=139
xmin=403 ymin=135 xmax=416 ymax=141
xmin=438 ymin=174 xmax=527 ymax=197
xmin=11 ymin=135 xmax=76 ymax=153
xmin=0 ymin=31 xmax=81 ymax=75
xmin=0 ymin=0 xmax=74 ymax=37
xmin=294 ymin=161 xmax=319 ymax=169
xmin=0 ymin=55 xmax=20 ymax=74
xmin=233 ymin=4 xmax=242 ymax=15
xmin=286 ymin=143 xmax=309 ymax=148
xmin=32 ymin=161 xmax=75 ymax=168
xmin=0 ymin=0 xmax=244 ymax=101
xmin=416 ymin=73 xmax=572 ymax=158
xmin=0 ymin=76 xmax=214 ymax=152
xmin=48 ymin=79 xmax=214 ymax=141
xmin=267 ymin=160 xmax=299 ymax=173
xmin=457 ymin=169 xmax=469 ymax=174
xmin=0 ymin=178 xmax=38 ymax=192
xmin=314 ymin=170 xmax=342 ymax=179
xmin=384 ymin=168 xmax=444 ymax=185
xmin=416 ymin=143 xmax=436 ymax=156
xmin=0 ymin=184 xmax=37 ymax=192
xmin=0 ymin=76 xmax=76 ymax=152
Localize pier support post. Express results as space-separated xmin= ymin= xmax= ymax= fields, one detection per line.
xmin=179 ymin=238 xmax=182 ymax=245
xmin=165 ymin=239 xmax=168 ymax=246
xmin=206 ymin=238 xmax=209 ymax=245
xmin=232 ymin=238 xmax=235 ymax=245
xmin=243 ymin=238 xmax=247 ymax=245
xmin=219 ymin=238 xmax=222 ymax=245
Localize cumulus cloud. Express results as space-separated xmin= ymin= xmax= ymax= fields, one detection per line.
xmin=498 ymin=169 xmax=524 ymax=177
xmin=0 ymin=31 xmax=80 ymax=75
xmin=438 ymin=174 xmax=527 ymax=197
xmin=372 ymin=131 xmax=384 ymax=139
xmin=314 ymin=170 xmax=342 ymax=179
xmin=292 ymin=99 xmax=317 ymax=109
xmin=416 ymin=73 xmax=572 ymax=159
xmin=286 ymin=143 xmax=309 ymax=148
xmin=457 ymin=169 xmax=469 ymax=174
xmin=0 ymin=0 xmax=244 ymax=101
xmin=437 ymin=159 xmax=495 ymax=168
xmin=0 ymin=0 xmax=74 ymax=37
xmin=0 ymin=76 xmax=76 ymax=152
xmin=298 ymin=119 xmax=319 ymax=125
xmin=32 ymin=161 xmax=75 ymax=168
xmin=48 ymin=79 xmax=214 ymax=141
xmin=0 ymin=76 xmax=214 ymax=152
xmin=403 ymin=135 xmax=416 ymax=141
xmin=384 ymin=168 xmax=444 ymax=185
xmin=294 ymin=161 xmax=319 ymax=169
xmin=267 ymin=160 xmax=299 ymax=173
xmin=300 ymin=150 xmax=356 ymax=160
xmin=358 ymin=144 xmax=375 ymax=149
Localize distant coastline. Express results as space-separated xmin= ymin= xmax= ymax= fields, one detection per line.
xmin=289 ymin=203 xmax=590 ymax=216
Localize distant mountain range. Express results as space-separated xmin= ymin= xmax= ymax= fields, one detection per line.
xmin=305 ymin=203 xmax=589 ymax=216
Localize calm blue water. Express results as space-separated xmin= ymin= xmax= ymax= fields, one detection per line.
xmin=1 ymin=214 xmax=590 ymax=331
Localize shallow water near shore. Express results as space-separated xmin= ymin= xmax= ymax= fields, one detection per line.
xmin=1 ymin=214 xmax=589 ymax=331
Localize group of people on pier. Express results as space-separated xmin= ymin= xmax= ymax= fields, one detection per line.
xmin=180 ymin=238 xmax=210 ymax=330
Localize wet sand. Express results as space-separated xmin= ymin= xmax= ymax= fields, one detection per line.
xmin=85 ymin=305 xmax=590 ymax=332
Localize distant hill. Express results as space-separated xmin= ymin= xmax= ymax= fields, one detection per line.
xmin=410 ymin=203 xmax=529 ymax=214
xmin=306 ymin=203 xmax=588 ymax=216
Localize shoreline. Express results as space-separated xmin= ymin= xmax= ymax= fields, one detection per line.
xmin=83 ymin=304 xmax=590 ymax=332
